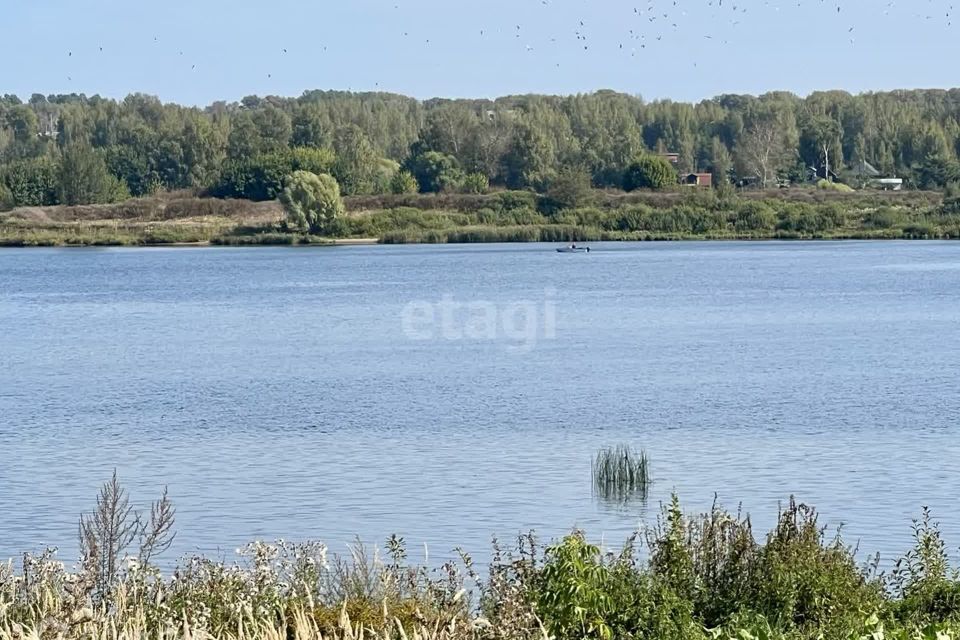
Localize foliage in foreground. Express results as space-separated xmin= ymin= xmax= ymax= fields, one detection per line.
xmin=3 ymin=474 xmax=960 ymax=640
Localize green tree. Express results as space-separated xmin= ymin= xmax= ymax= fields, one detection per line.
xmin=213 ymin=147 xmax=334 ymax=201
xmin=151 ymin=139 xmax=188 ymax=189
xmin=405 ymin=150 xmax=465 ymax=193
xmin=543 ymin=168 xmax=594 ymax=211
xmin=280 ymin=171 xmax=344 ymax=234
xmin=0 ymin=181 xmax=13 ymax=211
xmin=623 ymin=155 xmax=677 ymax=191
xmin=734 ymin=114 xmax=790 ymax=187
xmin=57 ymin=143 xmax=129 ymax=205
xmin=4 ymin=104 xmax=44 ymax=158
xmin=567 ymin=91 xmax=645 ymax=186
xmin=181 ymin=114 xmax=226 ymax=187
xmin=252 ymin=106 xmax=292 ymax=153
xmin=502 ymin=121 xmax=558 ymax=189
xmin=917 ymin=153 xmax=960 ymax=189
xmin=12 ymin=86 xmax=960 ymax=207
xmin=709 ymin=137 xmax=733 ymax=187
xmin=291 ymin=104 xmax=330 ymax=148
xmin=802 ymin=115 xmax=843 ymax=180
xmin=2 ymin=156 xmax=59 ymax=206
xmin=7 ymin=104 xmax=39 ymax=146
xmin=286 ymin=146 xmax=335 ymax=175
xmin=227 ymin=112 xmax=262 ymax=159
xmin=390 ymin=169 xmax=419 ymax=194
xmin=103 ymin=145 xmax=157 ymax=196
xmin=331 ymin=125 xmax=378 ymax=195
xmin=372 ymin=157 xmax=400 ymax=194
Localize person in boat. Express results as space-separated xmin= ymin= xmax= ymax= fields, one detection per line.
xmin=571 ymin=242 xmax=577 ymax=249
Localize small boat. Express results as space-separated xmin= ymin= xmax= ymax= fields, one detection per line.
xmin=556 ymin=246 xmax=590 ymax=253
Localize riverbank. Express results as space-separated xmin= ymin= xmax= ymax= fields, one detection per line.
xmin=1 ymin=187 xmax=955 ymax=246
xmin=3 ymin=495 xmax=959 ymax=640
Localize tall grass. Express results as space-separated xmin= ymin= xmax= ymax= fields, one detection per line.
xmin=3 ymin=476 xmax=960 ymax=640
xmin=591 ymin=445 xmax=650 ymax=502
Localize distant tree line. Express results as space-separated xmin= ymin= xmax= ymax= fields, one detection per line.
xmin=3 ymin=88 xmax=960 ymax=209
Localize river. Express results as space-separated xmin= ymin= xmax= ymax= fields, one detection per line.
xmin=1 ymin=241 xmax=958 ymax=567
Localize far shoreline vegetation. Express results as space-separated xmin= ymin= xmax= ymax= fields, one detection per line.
xmin=1 ymin=187 xmax=956 ymax=248
xmin=3 ymin=88 xmax=960 ymax=246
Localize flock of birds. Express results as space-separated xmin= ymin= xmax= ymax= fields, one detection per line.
xmin=59 ymin=0 xmax=957 ymax=86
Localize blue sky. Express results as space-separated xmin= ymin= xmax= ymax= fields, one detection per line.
xmin=2 ymin=0 xmax=958 ymax=105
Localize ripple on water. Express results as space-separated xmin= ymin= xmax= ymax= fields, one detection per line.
xmin=0 ymin=241 xmax=958 ymax=568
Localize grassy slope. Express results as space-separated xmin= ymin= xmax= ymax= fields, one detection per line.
xmin=0 ymin=195 xmax=282 ymax=246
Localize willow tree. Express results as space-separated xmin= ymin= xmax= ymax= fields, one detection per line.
xmin=280 ymin=170 xmax=344 ymax=234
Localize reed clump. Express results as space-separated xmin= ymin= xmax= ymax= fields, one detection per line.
xmin=591 ymin=445 xmax=650 ymax=502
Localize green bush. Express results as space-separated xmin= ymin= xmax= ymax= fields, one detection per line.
xmin=535 ymin=532 xmax=619 ymax=640
xmin=461 ymin=172 xmax=490 ymax=194
xmin=624 ymin=155 xmax=678 ymax=191
xmin=389 ymin=170 xmax=419 ymax=194
xmin=497 ymin=190 xmax=538 ymax=212
xmin=865 ymin=207 xmax=904 ymax=229
xmin=2 ymin=486 xmax=960 ymax=640
xmin=902 ymin=223 xmax=938 ymax=239
xmin=776 ymin=202 xmax=847 ymax=235
xmin=750 ymin=499 xmax=882 ymax=635
xmin=891 ymin=508 xmax=960 ymax=625
xmin=613 ymin=204 xmax=654 ymax=231
xmin=500 ymin=207 xmax=547 ymax=226
xmin=733 ymin=202 xmax=776 ymax=232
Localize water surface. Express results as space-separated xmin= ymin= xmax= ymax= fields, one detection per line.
xmin=1 ymin=242 xmax=958 ymax=566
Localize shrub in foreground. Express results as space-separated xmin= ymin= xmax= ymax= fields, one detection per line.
xmin=4 ymin=472 xmax=960 ymax=640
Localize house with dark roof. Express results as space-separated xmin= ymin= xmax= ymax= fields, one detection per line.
xmin=682 ymin=172 xmax=713 ymax=187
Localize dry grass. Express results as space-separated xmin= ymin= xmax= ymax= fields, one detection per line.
xmin=0 ymin=193 xmax=284 ymax=246
xmin=2 ymin=193 xmax=283 ymax=225
xmin=0 ymin=540 xmax=548 ymax=640
xmin=0 ymin=218 xmax=241 ymax=246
